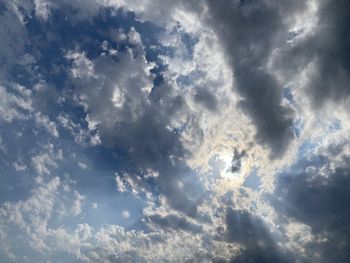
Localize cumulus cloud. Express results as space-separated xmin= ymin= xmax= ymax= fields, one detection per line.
xmin=1 ymin=0 xmax=350 ymax=262
xmin=34 ymin=112 xmax=59 ymax=138
xmin=121 ymin=210 xmax=130 ymax=219
xmin=30 ymin=143 xmax=62 ymax=175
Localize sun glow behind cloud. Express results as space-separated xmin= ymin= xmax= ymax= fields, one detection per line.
xmin=1 ymin=0 xmax=350 ymax=262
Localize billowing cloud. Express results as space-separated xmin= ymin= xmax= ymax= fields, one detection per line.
xmin=200 ymin=0 xmax=310 ymax=157
xmin=281 ymin=0 xmax=350 ymax=106
xmin=1 ymin=0 xmax=350 ymax=262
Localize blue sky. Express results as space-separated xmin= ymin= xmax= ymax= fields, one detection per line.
xmin=1 ymin=1 xmax=350 ymax=262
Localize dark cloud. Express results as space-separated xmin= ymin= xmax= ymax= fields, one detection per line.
xmin=229 ymin=248 xmax=291 ymax=263
xmin=147 ymin=213 xmax=202 ymax=233
xmin=105 ymin=108 xmax=186 ymax=169
xmin=225 ymin=207 xmax=293 ymax=263
xmin=96 ymin=91 xmax=204 ymax=216
xmin=308 ymin=0 xmax=350 ymax=104
xmin=280 ymin=0 xmax=350 ymax=106
xmin=194 ymin=88 xmax=218 ymax=111
xmin=225 ymin=208 xmax=272 ymax=245
xmin=230 ymin=148 xmax=246 ymax=173
xmin=202 ymin=0 xmax=306 ymax=157
xmin=274 ymin=151 xmax=350 ymax=262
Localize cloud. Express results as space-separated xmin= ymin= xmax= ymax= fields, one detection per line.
xmin=57 ymin=113 xmax=101 ymax=147
xmin=194 ymin=88 xmax=218 ymax=111
xmin=274 ymin=146 xmax=350 ymax=262
xmin=0 ymin=179 xmax=215 ymax=262
xmin=224 ymin=207 xmax=294 ymax=263
xmin=63 ymin=27 xmax=207 ymax=217
xmin=281 ymin=0 xmax=350 ymax=107
xmin=122 ymin=210 xmax=130 ymax=219
xmin=0 ymin=177 xmax=62 ymax=257
xmin=78 ymin=162 xmax=88 ymax=170
xmin=30 ymin=143 xmax=62 ymax=175
xmin=196 ymin=1 xmax=309 ymax=157
xmin=147 ymin=213 xmax=202 ymax=234
xmin=2 ymin=1 xmax=350 ymax=262
xmin=230 ymin=148 xmax=247 ymax=174
xmin=34 ymin=112 xmax=59 ymax=138
xmin=0 ymin=2 xmax=28 ymax=66
xmin=0 ymin=84 xmax=32 ymax=122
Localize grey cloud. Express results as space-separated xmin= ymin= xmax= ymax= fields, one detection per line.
xmin=279 ymin=0 xmax=350 ymax=106
xmin=107 ymin=252 xmax=147 ymax=263
xmin=201 ymin=0 xmax=307 ymax=156
xmin=106 ymin=108 xmax=185 ymax=169
xmin=274 ymin=152 xmax=350 ymax=262
xmin=106 ymin=109 xmax=204 ymax=216
xmin=148 ymin=213 xmax=202 ymax=234
xmin=225 ymin=207 xmax=293 ymax=263
xmin=230 ymin=148 xmax=246 ymax=173
xmin=194 ymin=88 xmax=218 ymax=111
xmin=225 ymin=208 xmax=272 ymax=246
xmin=0 ymin=2 xmax=28 ymax=69
xmin=67 ymin=45 xmax=204 ymax=216
xmin=230 ymin=248 xmax=292 ymax=263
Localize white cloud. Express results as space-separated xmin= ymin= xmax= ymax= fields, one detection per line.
xmin=0 ymin=176 xmax=231 ymax=262
xmin=121 ymin=210 xmax=130 ymax=219
xmin=0 ymin=85 xmax=32 ymax=122
xmin=65 ymin=51 xmax=96 ymax=80
xmin=115 ymin=173 xmax=127 ymax=193
xmin=34 ymin=112 xmax=59 ymax=138
xmin=13 ymin=162 xmax=27 ymax=171
xmin=65 ymin=37 xmax=155 ymax=146
xmin=78 ymin=162 xmax=88 ymax=170
xmin=0 ymin=134 xmax=6 ymax=153
xmin=34 ymin=0 xmax=51 ymax=21
xmin=57 ymin=113 xmax=101 ymax=147
xmin=70 ymin=191 xmax=85 ymax=217
xmin=0 ymin=176 xmax=92 ymax=260
xmin=31 ymin=144 xmax=62 ymax=175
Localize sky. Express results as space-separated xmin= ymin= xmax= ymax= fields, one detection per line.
xmin=0 ymin=0 xmax=350 ymax=262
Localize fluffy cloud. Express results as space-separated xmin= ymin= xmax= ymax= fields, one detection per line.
xmin=1 ymin=0 xmax=350 ymax=262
